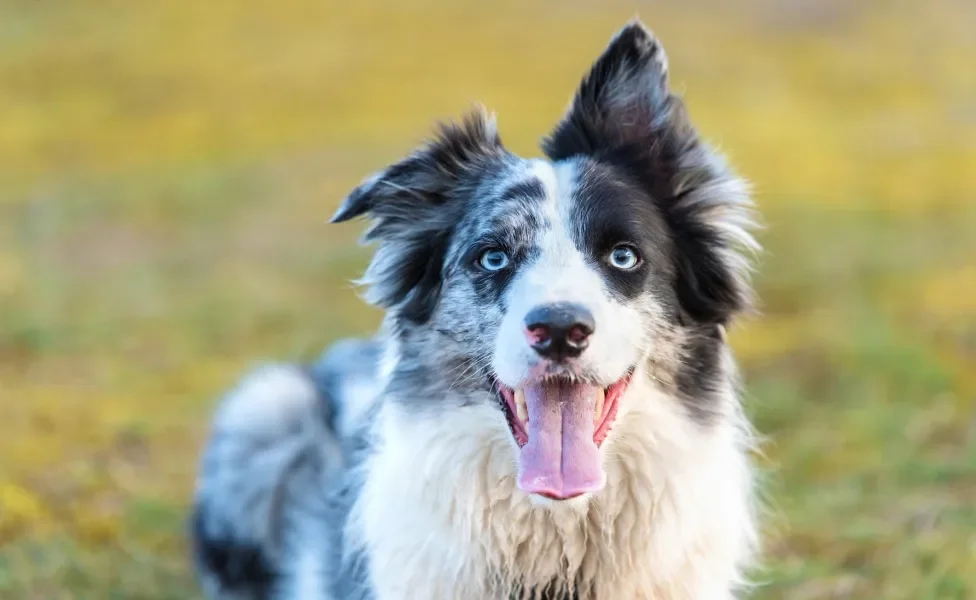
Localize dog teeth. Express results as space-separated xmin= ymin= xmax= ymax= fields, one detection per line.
xmin=594 ymin=388 xmax=606 ymax=424
xmin=514 ymin=388 xmax=528 ymax=423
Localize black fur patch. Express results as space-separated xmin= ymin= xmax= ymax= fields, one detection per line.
xmin=673 ymin=324 xmax=727 ymax=424
xmin=191 ymin=506 xmax=275 ymax=599
xmin=498 ymin=178 xmax=547 ymax=203
xmin=569 ymin=160 xmax=673 ymax=303
xmin=396 ymin=230 xmax=453 ymax=324
xmin=542 ymin=21 xmax=749 ymax=326
xmin=543 ymin=23 xmax=672 ymax=160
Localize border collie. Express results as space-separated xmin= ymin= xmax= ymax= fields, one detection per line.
xmin=191 ymin=19 xmax=761 ymax=600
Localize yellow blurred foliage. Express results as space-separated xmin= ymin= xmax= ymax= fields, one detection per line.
xmin=0 ymin=483 xmax=50 ymax=541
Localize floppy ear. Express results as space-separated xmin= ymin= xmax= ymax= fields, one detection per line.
xmin=330 ymin=108 xmax=506 ymax=324
xmin=544 ymin=20 xmax=759 ymax=325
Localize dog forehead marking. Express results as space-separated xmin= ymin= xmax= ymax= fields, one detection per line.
xmin=526 ymin=158 xmax=586 ymax=264
xmin=527 ymin=158 xmax=559 ymax=205
xmin=503 ymin=158 xmax=607 ymax=305
xmin=529 ymin=158 xmax=583 ymax=216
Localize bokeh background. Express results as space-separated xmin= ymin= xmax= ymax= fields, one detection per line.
xmin=1 ymin=0 xmax=974 ymax=598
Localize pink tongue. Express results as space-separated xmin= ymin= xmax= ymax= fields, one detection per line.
xmin=517 ymin=380 xmax=606 ymax=499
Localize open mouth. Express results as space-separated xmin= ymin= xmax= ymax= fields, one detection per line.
xmin=495 ymin=370 xmax=633 ymax=500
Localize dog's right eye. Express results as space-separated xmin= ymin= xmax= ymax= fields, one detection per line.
xmin=477 ymin=248 xmax=510 ymax=272
xmin=608 ymin=244 xmax=642 ymax=271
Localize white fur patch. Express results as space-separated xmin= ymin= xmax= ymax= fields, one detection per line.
xmin=212 ymin=364 xmax=319 ymax=439
xmin=351 ymin=365 xmax=758 ymax=599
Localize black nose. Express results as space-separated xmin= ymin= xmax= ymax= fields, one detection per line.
xmin=524 ymin=302 xmax=595 ymax=360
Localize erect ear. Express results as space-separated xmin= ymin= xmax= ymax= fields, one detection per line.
xmin=544 ymin=19 xmax=759 ymax=325
xmin=330 ymin=107 xmax=506 ymax=324
xmin=543 ymin=19 xmax=673 ymax=160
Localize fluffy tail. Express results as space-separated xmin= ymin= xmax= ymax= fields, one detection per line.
xmin=190 ymin=339 xmax=380 ymax=600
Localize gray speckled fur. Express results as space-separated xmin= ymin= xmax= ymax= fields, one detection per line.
xmin=191 ymin=340 xmax=382 ymax=600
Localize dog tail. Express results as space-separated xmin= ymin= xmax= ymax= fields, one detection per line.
xmin=190 ymin=339 xmax=381 ymax=600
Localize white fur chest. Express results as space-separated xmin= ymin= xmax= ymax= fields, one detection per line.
xmin=349 ymin=380 xmax=758 ymax=600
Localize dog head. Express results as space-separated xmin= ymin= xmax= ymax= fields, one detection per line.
xmin=332 ymin=20 xmax=758 ymax=501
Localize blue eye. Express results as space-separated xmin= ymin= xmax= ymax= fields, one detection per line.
xmin=608 ymin=245 xmax=641 ymax=270
xmin=478 ymin=248 xmax=510 ymax=271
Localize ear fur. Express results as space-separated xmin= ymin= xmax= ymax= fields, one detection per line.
xmin=544 ymin=19 xmax=759 ymax=324
xmin=331 ymin=107 xmax=507 ymax=324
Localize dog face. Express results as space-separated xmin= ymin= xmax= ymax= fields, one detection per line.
xmin=332 ymin=21 xmax=757 ymax=501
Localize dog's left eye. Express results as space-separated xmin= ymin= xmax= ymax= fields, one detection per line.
xmin=478 ymin=248 xmax=510 ymax=272
xmin=608 ymin=245 xmax=641 ymax=270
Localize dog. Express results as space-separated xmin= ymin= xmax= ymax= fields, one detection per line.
xmin=191 ymin=18 xmax=762 ymax=600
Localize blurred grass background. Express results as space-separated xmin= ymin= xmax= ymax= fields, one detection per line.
xmin=1 ymin=0 xmax=974 ymax=598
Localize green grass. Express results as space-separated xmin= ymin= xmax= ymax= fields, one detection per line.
xmin=1 ymin=0 xmax=974 ymax=597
